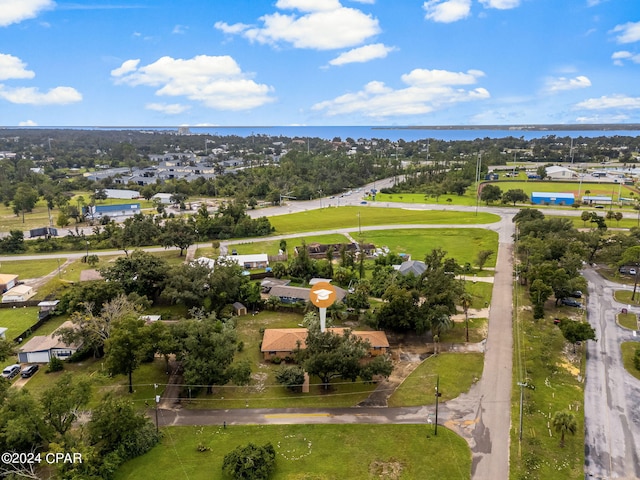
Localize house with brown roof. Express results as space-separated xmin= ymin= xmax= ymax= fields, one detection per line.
xmin=260 ymin=328 xmax=389 ymax=361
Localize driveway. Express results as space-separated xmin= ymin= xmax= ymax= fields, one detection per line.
xmin=583 ymin=267 xmax=640 ymax=479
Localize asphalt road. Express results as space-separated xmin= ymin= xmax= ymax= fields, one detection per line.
xmin=583 ymin=268 xmax=640 ymax=479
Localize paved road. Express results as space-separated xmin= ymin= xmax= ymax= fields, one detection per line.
xmin=583 ymin=268 xmax=640 ymax=479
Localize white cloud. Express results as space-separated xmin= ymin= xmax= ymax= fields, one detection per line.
xmin=328 ymin=43 xmax=395 ymax=66
xmin=110 ymin=59 xmax=140 ymax=77
xmin=19 ymin=119 xmax=38 ymax=126
xmin=215 ymin=1 xmax=380 ymax=50
xmin=423 ymin=0 xmax=471 ymax=23
xmin=0 ymin=85 xmax=82 ymax=105
xmin=544 ymin=75 xmax=591 ymax=93
xmin=351 ymin=0 xmax=375 ymax=3
xmin=575 ymin=94 xmax=640 ymax=110
xmin=611 ymin=50 xmax=640 ymax=66
xmin=312 ymin=67 xmax=489 ymax=118
xmin=172 ymin=24 xmax=188 ymax=34
xmin=0 ymin=54 xmax=35 ymax=80
xmin=112 ymin=55 xmax=275 ymax=111
xmin=479 ymin=0 xmax=520 ymax=8
xmin=610 ymin=22 xmax=640 ymax=44
xmin=0 ymin=0 xmax=54 ymax=27
xmin=146 ymin=103 xmax=191 ymax=114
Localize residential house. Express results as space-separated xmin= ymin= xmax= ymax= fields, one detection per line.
xmin=268 ymin=285 xmax=347 ymax=304
xmin=0 ymin=273 xmax=18 ymax=293
xmin=260 ymin=328 xmax=390 ymax=361
xmin=83 ymin=203 xmax=141 ymax=219
xmin=395 ymin=260 xmax=427 ymax=277
xmin=2 ymin=285 xmax=35 ymax=303
xmin=17 ymin=321 xmax=82 ymax=363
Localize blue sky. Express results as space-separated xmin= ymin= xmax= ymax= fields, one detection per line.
xmin=0 ymin=0 xmax=639 ymax=127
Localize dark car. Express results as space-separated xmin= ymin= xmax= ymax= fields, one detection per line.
xmin=20 ymin=364 xmax=39 ymax=378
xmin=561 ymin=298 xmax=583 ymax=308
xmin=569 ymin=291 xmax=583 ymax=298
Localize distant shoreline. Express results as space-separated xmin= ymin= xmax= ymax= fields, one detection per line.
xmin=373 ymin=124 xmax=640 ymax=131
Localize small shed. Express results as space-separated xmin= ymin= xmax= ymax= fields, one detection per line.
xmin=2 ymin=285 xmax=35 ymax=303
xmin=0 ymin=327 xmax=7 ymax=339
xmin=233 ymin=302 xmax=248 ymax=316
xmin=531 ymin=192 xmax=575 ymax=206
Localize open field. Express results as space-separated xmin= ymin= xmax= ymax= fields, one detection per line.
xmin=465 ymin=281 xmax=494 ymax=309
xmin=490 ymin=180 xmax=637 ymax=199
xmin=116 ymin=424 xmax=471 ymax=480
xmin=621 ymin=342 xmax=640 ymax=381
xmin=510 ymin=287 xmax=585 ymax=480
xmin=0 ymin=307 xmax=40 ymax=340
xmin=359 ymin=228 xmax=498 ymax=267
xmin=387 ymin=353 xmax=483 ymax=407
xmin=0 ymin=258 xmax=62 ymax=279
xmin=269 ymin=207 xmax=499 ymax=234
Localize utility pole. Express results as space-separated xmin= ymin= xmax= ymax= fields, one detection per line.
xmin=434 ymin=375 xmax=442 ymax=436
xmin=154 ymin=383 xmax=160 ymax=434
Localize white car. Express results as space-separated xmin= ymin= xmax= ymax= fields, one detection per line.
xmin=630 ymin=269 xmax=637 ymax=276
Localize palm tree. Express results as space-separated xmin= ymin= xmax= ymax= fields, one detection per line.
xmin=459 ymin=292 xmax=473 ymax=342
xmin=552 ymin=411 xmax=577 ymax=447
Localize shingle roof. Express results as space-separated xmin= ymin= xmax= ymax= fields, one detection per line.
xmin=260 ymin=328 xmax=389 ymax=352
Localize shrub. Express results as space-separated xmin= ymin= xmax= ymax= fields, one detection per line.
xmin=271 ymin=356 xmax=282 ymax=365
xmin=634 ymin=347 xmax=640 ymax=371
xmin=223 ymin=443 xmax=276 ymax=480
xmin=46 ymin=356 xmax=64 ymax=373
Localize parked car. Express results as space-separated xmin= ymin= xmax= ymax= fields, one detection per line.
xmin=631 ymin=268 xmax=637 ymax=276
xmin=561 ymin=298 xmax=583 ymax=308
xmin=20 ymin=364 xmax=39 ymax=378
xmin=569 ymin=291 xmax=583 ymax=298
xmin=1 ymin=364 xmax=21 ymax=379
xmin=360 ymin=201 xmax=367 ymax=205
xmin=594 ymin=205 xmax=604 ymax=209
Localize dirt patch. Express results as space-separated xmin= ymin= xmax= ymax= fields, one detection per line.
xmin=369 ymin=459 xmax=403 ymax=479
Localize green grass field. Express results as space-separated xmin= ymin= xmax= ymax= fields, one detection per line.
xmin=116 ymin=424 xmax=471 ymax=480
xmin=510 ymin=286 xmax=585 ymax=480
xmin=0 ymin=307 xmax=40 ymax=341
xmin=200 ymin=234 xmax=352 ymax=258
xmin=613 ymin=289 xmax=640 ymax=306
xmin=0 ymin=258 xmax=63 ymax=279
xmin=388 ymin=353 xmax=483 ymax=407
xmin=269 ymin=207 xmax=499 ymax=235
xmin=491 ymin=180 xmax=637 ymax=199
xmin=621 ymin=342 xmax=640 ymax=381
xmin=359 ymin=228 xmax=498 ymax=266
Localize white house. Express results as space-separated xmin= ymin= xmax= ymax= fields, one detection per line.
xmin=2 ymin=285 xmax=35 ymax=303
xmin=152 ymin=193 xmax=174 ymax=204
xmin=545 ymin=165 xmax=577 ymax=179
xmin=221 ymin=254 xmax=269 ymax=269
xmin=17 ymin=321 xmax=82 ymax=363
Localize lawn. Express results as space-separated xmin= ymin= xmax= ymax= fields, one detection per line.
xmin=198 ymin=234 xmax=352 ymax=258
xmin=613 ymin=289 xmax=640 ymax=306
xmin=23 ymin=357 xmax=170 ymax=409
xmin=620 ymin=342 xmax=640 ymax=381
xmin=359 ymin=228 xmax=498 ymax=267
xmin=0 ymin=307 xmax=40 ymax=340
xmin=487 ymin=180 xmax=637 ymax=199
xmin=465 ymin=281 xmax=494 ymax=309
xmin=510 ymin=286 xmax=585 ymax=480
xmin=387 ymin=353 xmax=484 ymax=407
xmin=440 ymin=318 xmax=487 ymax=344
xmin=617 ymin=312 xmax=638 ymax=330
xmin=269 ymin=206 xmax=499 ymax=235
xmin=116 ymin=424 xmax=471 ymax=480
xmin=0 ymin=258 xmax=63 ymax=279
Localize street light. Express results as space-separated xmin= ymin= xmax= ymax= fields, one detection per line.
xmin=434 ymin=375 xmax=442 ymax=436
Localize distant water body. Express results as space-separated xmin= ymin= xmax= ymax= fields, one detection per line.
xmin=174 ymin=125 xmax=640 ymax=142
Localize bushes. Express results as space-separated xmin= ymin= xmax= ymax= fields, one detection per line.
xmin=223 ymin=442 xmax=276 ymax=480
xmin=46 ymin=356 xmax=64 ymax=373
xmin=634 ymin=347 xmax=640 ymax=371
